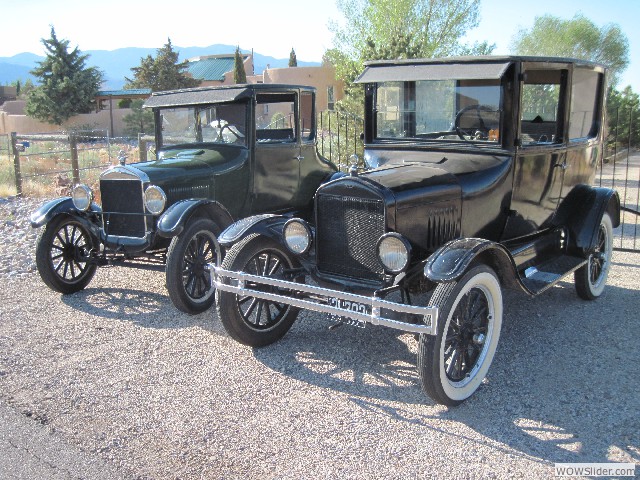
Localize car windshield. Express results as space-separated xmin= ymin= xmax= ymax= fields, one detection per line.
xmin=159 ymin=103 xmax=247 ymax=147
xmin=375 ymin=79 xmax=502 ymax=144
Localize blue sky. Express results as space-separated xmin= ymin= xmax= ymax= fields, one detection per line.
xmin=2 ymin=0 xmax=638 ymax=90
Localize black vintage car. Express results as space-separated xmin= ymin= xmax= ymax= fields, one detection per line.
xmin=31 ymin=84 xmax=336 ymax=313
xmin=214 ymin=56 xmax=620 ymax=405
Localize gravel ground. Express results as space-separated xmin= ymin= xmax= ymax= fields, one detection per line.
xmin=0 ymin=195 xmax=639 ymax=479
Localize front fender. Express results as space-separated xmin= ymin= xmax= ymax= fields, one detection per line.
xmin=218 ymin=214 xmax=289 ymax=249
xmin=30 ymin=197 xmax=102 ymax=228
xmin=157 ymin=199 xmax=233 ymax=238
xmin=424 ymin=237 xmax=520 ymax=290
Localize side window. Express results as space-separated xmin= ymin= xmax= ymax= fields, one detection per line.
xmin=255 ymin=93 xmax=296 ymax=143
xmin=519 ymin=70 xmax=565 ymax=145
xmin=569 ymin=69 xmax=602 ymax=140
xmin=300 ymin=91 xmax=314 ymax=142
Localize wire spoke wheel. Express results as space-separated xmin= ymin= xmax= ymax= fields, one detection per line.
xmin=166 ymin=218 xmax=220 ymax=314
xmin=217 ymin=234 xmax=301 ymax=347
xmin=35 ymin=215 xmax=97 ymax=294
xmin=418 ymin=265 xmax=503 ymax=406
xmin=237 ymin=250 xmax=290 ymax=329
xmin=575 ymin=212 xmax=613 ymax=300
xmin=182 ymin=232 xmax=216 ymax=300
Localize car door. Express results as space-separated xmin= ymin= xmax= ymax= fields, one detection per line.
xmin=504 ymin=66 xmax=568 ymax=238
xmin=251 ymin=91 xmax=301 ymax=213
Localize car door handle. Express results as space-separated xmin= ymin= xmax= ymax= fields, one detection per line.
xmin=554 ymin=162 xmax=568 ymax=170
xmin=294 ymin=155 xmax=304 ymax=161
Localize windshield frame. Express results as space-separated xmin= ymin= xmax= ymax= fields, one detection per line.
xmin=372 ymin=78 xmax=504 ymax=147
xmin=156 ymin=101 xmax=249 ymax=149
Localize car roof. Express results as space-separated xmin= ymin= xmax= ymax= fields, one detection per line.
xmin=355 ymin=55 xmax=606 ymax=84
xmin=144 ymin=83 xmax=316 ymax=109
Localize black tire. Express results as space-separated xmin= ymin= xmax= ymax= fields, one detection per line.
xmin=574 ymin=212 xmax=613 ymax=300
xmin=166 ymin=218 xmax=220 ymax=314
xmin=35 ymin=215 xmax=97 ymax=294
xmin=418 ymin=265 xmax=503 ymax=406
xmin=216 ymin=234 xmax=301 ymax=347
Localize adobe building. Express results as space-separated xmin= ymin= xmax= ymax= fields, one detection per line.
xmin=187 ymin=53 xmax=344 ymax=111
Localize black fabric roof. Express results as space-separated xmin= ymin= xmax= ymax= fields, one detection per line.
xmin=355 ymin=62 xmax=511 ymax=83
xmin=143 ymin=86 xmax=253 ymax=108
xmin=143 ymin=84 xmax=317 ymax=109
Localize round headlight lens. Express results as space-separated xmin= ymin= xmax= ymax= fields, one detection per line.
xmin=284 ymin=219 xmax=311 ymax=254
xmin=144 ymin=185 xmax=166 ymax=215
xmin=72 ymin=184 xmax=92 ymax=211
xmin=377 ymin=233 xmax=411 ymax=273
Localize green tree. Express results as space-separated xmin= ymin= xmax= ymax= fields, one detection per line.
xmin=606 ymin=86 xmax=640 ymax=149
xmin=25 ymin=27 xmax=104 ymax=125
xmin=233 ymin=46 xmax=247 ymax=83
xmin=18 ymin=79 xmax=35 ymax=98
xmin=510 ymin=14 xmax=629 ymax=86
xmin=125 ymin=38 xmax=200 ymax=92
xmin=12 ymin=79 xmax=21 ymax=96
xmin=326 ymin=0 xmax=492 ymax=113
xmin=289 ymin=48 xmax=298 ymax=67
xmin=122 ymin=99 xmax=155 ymax=136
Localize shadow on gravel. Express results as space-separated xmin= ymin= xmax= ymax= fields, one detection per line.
xmin=60 ymin=287 xmax=184 ymax=328
xmin=253 ymin=281 xmax=640 ymax=466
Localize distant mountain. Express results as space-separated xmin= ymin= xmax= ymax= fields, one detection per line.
xmin=0 ymin=45 xmax=320 ymax=90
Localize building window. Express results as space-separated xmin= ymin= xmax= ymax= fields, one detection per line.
xmin=327 ymin=86 xmax=335 ymax=110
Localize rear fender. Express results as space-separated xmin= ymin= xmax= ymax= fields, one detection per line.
xmin=157 ymin=199 xmax=233 ymax=238
xmin=555 ymin=185 xmax=620 ymax=255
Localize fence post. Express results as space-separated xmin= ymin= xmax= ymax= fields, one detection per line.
xmin=69 ymin=134 xmax=80 ymax=185
xmin=10 ymin=132 xmax=22 ymax=196
xmin=138 ymin=133 xmax=147 ymax=163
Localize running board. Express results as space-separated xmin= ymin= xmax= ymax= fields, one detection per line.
xmin=520 ymin=255 xmax=587 ymax=295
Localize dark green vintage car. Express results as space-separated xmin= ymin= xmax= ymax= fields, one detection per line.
xmin=30 ymin=84 xmax=337 ymax=313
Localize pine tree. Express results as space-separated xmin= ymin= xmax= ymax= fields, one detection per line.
xmin=233 ymin=46 xmax=247 ymax=84
xmin=123 ymin=99 xmax=155 ymax=135
xmin=289 ymin=48 xmax=298 ymax=67
xmin=25 ymin=27 xmax=104 ymax=125
xmin=125 ymin=38 xmax=201 ymax=92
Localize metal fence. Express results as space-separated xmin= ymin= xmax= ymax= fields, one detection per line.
xmin=317 ymin=110 xmax=364 ymax=171
xmin=4 ymin=131 xmax=143 ymax=198
xmin=598 ymin=104 xmax=640 ymax=252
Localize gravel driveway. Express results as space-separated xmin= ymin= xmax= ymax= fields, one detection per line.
xmin=0 ymin=196 xmax=638 ymax=479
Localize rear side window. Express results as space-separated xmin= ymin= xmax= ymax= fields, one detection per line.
xmin=569 ymin=69 xmax=602 ymax=141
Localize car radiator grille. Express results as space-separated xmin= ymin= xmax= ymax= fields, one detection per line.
xmin=100 ymin=179 xmax=146 ymax=237
xmin=316 ymin=193 xmax=385 ymax=281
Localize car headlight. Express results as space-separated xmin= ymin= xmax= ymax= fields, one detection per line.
xmin=144 ymin=185 xmax=166 ymax=215
xmin=72 ymin=184 xmax=93 ymax=211
xmin=284 ymin=219 xmax=312 ymax=254
xmin=377 ymin=233 xmax=411 ymax=273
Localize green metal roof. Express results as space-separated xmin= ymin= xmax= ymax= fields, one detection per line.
xmin=187 ymin=57 xmax=237 ymax=81
xmin=97 ymin=89 xmax=152 ymax=96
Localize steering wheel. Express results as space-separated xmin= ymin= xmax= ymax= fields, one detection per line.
xmin=218 ymin=124 xmax=241 ymax=143
xmin=454 ymin=104 xmax=494 ymax=140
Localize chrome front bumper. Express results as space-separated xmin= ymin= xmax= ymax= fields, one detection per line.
xmin=213 ymin=266 xmax=438 ymax=335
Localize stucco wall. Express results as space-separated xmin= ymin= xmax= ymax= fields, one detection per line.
xmin=0 ymin=104 xmax=132 ymax=136
xmin=261 ymin=65 xmax=344 ymax=111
